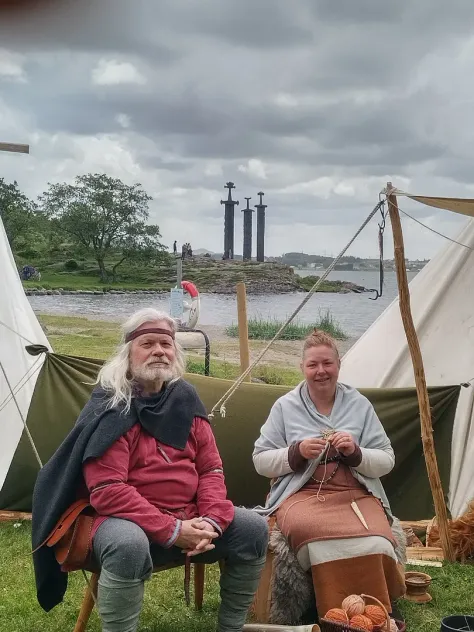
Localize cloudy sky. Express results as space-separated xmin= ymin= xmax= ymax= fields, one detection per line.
xmin=1 ymin=0 xmax=474 ymax=259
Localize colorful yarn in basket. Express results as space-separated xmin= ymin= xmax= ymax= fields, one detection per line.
xmin=325 ymin=608 xmax=350 ymax=623
xmin=364 ymin=605 xmax=387 ymax=629
xmin=342 ymin=595 xmax=365 ymax=618
xmin=350 ymin=614 xmax=374 ymax=631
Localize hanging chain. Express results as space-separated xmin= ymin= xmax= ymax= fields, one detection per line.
xmin=368 ymin=201 xmax=387 ymax=300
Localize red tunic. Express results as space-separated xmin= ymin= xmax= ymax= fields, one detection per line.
xmin=83 ymin=416 xmax=235 ymax=548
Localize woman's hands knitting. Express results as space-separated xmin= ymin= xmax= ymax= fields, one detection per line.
xmin=299 ymin=432 xmax=357 ymax=459
xmin=330 ymin=431 xmax=356 ymax=456
xmin=299 ymin=437 xmax=328 ymax=459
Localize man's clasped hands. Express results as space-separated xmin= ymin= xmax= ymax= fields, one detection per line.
xmin=176 ymin=517 xmax=219 ymax=557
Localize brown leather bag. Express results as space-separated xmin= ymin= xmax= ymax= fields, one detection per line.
xmin=38 ymin=499 xmax=96 ymax=572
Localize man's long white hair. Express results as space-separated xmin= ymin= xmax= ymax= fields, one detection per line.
xmin=96 ymin=308 xmax=186 ymax=412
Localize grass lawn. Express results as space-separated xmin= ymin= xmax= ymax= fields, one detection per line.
xmin=37 ymin=314 xmax=304 ymax=386
xmin=0 ymin=521 xmax=221 ymax=632
xmin=1 ymin=521 xmax=473 ymax=632
xmin=23 ymin=272 xmax=170 ymax=293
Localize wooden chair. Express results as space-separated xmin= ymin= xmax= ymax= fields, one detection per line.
xmin=73 ymin=561 xmax=209 ymax=632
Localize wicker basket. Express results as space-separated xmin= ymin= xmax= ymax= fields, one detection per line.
xmin=320 ymin=594 xmax=405 ymax=632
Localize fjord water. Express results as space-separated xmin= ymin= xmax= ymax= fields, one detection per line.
xmin=27 ymin=269 xmax=418 ymax=338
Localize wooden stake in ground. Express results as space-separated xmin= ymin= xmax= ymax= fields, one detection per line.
xmin=236 ymin=282 xmax=251 ymax=381
xmin=386 ymin=182 xmax=454 ymax=562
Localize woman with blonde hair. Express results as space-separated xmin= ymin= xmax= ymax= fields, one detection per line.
xmin=253 ymin=329 xmax=405 ymax=616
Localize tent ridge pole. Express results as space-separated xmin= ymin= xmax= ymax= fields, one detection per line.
xmin=386 ymin=182 xmax=454 ymax=562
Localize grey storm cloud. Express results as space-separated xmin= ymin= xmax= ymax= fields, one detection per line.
xmin=1 ymin=0 xmax=474 ymax=256
xmin=8 ymin=78 xmax=445 ymax=176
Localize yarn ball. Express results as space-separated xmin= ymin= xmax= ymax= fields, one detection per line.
xmin=350 ymin=614 xmax=374 ymax=631
xmin=325 ymin=608 xmax=350 ymax=623
xmin=342 ymin=594 xmax=365 ymax=618
xmin=389 ymin=619 xmax=399 ymax=632
xmin=364 ymin=605 xmax=387 ymax=629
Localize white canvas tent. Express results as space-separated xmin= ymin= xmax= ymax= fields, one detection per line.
xmin=340 ymin=216 xmax=474 ymax=519
xmin=0 ymin=216 xmax=51 ymax=494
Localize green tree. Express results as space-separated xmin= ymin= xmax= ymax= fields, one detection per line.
xmin=40 ymin=173 xmax=167 ymax=282
xmin=0 ymin=178 xmax=37 ymax=249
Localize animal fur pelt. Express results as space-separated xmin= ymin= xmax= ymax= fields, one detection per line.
xmin=428 ymin=500 xmax=474 ymax=562
xmin=268 ymin=517 xmax=407 ymax=625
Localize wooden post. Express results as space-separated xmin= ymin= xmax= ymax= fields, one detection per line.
xmin=236 ymin=282 xmax=251 ymax=381
xmin=386 ymin=182 xmax=454 ymax=562
xmin=0 ymin=142 xmax=29 ymax=154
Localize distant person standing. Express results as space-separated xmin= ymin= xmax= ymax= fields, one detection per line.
xmin=173 ymin=240 xmax=177 ymax=255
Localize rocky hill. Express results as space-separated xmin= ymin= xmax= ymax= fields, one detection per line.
xmin=175 ymin=259 xmax=300 ymax=294
xmin=168 ymin=259 xmax=369 ymax=294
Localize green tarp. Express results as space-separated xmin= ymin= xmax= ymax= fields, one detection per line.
xmin=0 ymin=352 xmax=461 ymax=520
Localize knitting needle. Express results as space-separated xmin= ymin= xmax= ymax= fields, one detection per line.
xmin=351 ymin=501 xmax=369 ymax=530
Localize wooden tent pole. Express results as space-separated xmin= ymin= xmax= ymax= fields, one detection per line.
xmin=236 ymin=282 xmax=251 ymax=382
xmin=386 ymin=182 xmax=454 ymax=562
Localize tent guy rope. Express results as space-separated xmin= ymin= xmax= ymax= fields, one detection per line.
xmin=397 ymin=206 xmax=473 ymax=250
xmin=0 ymin=361 xmax=43 ymax=469
xmin=0 ymin=318 xmax=36 ymax=346
xmin=0 ymin=355 xmax=43 ymax=414
xmin=208 ymin=200 xmax=385 ymax=419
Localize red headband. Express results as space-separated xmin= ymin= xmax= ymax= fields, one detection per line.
xmin=125 ymin=327 xmax=175 ymax=343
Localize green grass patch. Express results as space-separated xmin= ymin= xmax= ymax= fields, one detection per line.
xmin=0 ymin=521 xmax=221 ymax=632
xmin=225 ymin=311 xmax=347 ymax=341
xmin=1 ymin=523 xmax=473 ymax=631
xmin=296 ymin=275 xmax=358 ymax=293
xmin=37 ymin=315 xmax=303 ymax=385
xmin=23 ymin=272 xmax=169 ymax=292
xmin=186 ymin=356 xmax=302 ymax=386
xmin=38 ymin=315 xmax=121 ymax=360
xmin=398 ymin=562 xmax=474 ymax=632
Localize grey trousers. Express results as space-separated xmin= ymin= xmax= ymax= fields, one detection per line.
xmin=93 ymin=507 xmax=269 ymax=632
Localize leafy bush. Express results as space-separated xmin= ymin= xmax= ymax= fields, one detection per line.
xmin=16 ymin=247 xmax=42 ymax=260
xmin=64 ymin=259 xmax=79 ymax=271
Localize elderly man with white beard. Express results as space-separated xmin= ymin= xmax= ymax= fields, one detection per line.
xmin=31 ymin=308 xmax=268 ymax=632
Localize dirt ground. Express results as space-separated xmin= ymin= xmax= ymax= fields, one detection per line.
xmin=198 ymin=325 xmax=358 ymax=368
